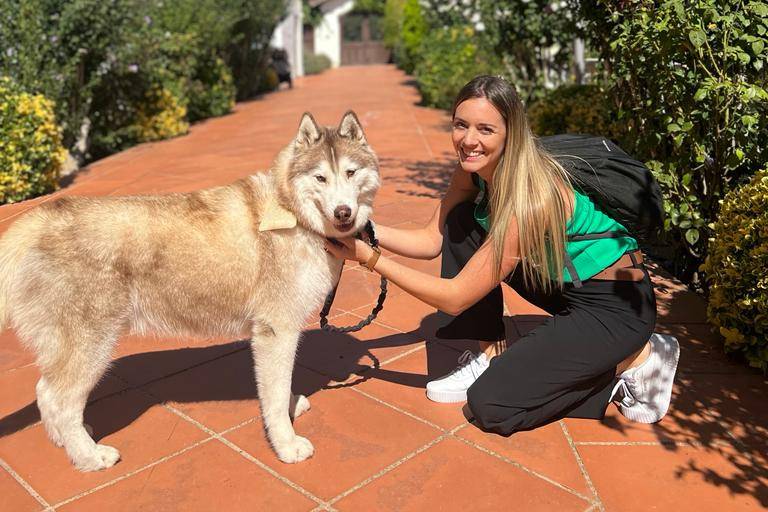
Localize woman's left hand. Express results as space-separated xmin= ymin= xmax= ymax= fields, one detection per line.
xmin=324 ymin=237 xmax=373 ymax=264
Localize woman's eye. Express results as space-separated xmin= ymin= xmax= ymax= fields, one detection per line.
xmin=346 ymin=169 xmax=357 ymax=178
xmin=315 ymin=175 xmax=326 ymax=183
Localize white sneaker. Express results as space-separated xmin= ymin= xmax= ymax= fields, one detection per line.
xmin=426 ymin=350 xmax=489 ymax=403
xmin=612 ymin=333 xmax=680 ymax=423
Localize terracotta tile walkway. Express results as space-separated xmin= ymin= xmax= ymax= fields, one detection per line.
xmin=1 ymin=65 xmax=766 ymax=511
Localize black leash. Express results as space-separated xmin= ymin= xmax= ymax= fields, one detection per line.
xmin=320 ymin=221 xmax=388 ymax=332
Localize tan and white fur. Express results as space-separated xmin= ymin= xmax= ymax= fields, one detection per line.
xmin=0 ymin=111 xmax=380 ymax=471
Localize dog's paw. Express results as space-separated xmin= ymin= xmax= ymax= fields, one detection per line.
xmin=274 ymin=435 xmax=314 ymax=463
xmin=73 ymin=444 xmax=121 ymax=472
xmin=290 ymin=394 xmax=311 ymax=420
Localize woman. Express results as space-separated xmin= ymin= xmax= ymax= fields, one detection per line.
xmin=325 ymin=75 xmax=679 ymax=434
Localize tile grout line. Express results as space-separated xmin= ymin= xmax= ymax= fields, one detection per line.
xmin=377 ymin=343 xmax=427 ymax=367
xmin=560 ymin=421 xmax=604 ymax=511
xmin=95 ymin=372 xmax=331 ymax=509
xmin=574 ymin=440 xmax=733 ymax=448
xmin=215 ymin=435 xmax=335 ymax=511
xmin=450 ymin=433 xmax=593 ymax=503
xmin=161 ymin=404 xmax=332 ymax=510
xmin=50 ymin=436 xmax=218 ymax=509
xmin=350 ymin=386 xmax=592 ymax=503
xmin=0 ymin=456 xmax=51 ymax=509
xmin=349 ymin=387 xmax=446 ymax=432
xmin=325 ymin=432 xmax=452 ymax=507
xmin=346 ymin=308 xmax=429 ymax=335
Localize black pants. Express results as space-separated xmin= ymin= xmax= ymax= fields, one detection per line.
xmin=439 ymin=202 xmax=656 ymax=435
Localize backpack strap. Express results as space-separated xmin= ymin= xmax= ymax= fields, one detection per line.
xmin=563 ymin=252 xmax=583 ymax=288
xmin=567 ymin=230 xmax=629 ymax=241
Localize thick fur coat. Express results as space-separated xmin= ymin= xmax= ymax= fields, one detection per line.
xmin=0 ymin=112 xmax=380 ymax=470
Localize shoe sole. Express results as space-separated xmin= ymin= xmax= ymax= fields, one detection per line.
xmin=621 ymin=333 xmax=680 ymax=423
xmin=426 ymin=388 xmax=467 ymax=403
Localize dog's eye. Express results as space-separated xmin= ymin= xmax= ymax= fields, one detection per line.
xmin=315 ymin=175 xmax=326 ymax=183
xmin=346 ymin=169 xmax=357 ymax=178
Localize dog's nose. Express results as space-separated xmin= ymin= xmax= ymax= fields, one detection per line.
xmin=334 ymin=205 xmax=352 ymax=222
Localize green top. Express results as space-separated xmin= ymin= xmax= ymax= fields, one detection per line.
xmin=473 ymin=178 xmax=639 ymax=283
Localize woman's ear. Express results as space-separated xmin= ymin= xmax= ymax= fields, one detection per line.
xmin=338 ymin=111 xmax=367 ymax=144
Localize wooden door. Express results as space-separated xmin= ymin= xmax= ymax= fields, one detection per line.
xmin=340 ymin=13 xmax=390 ymax=65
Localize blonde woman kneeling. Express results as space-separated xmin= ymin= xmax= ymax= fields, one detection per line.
xmin=326 ymin=75 xmax=679 ymax=433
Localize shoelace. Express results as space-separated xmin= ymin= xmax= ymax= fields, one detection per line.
xmin=450 ymin=350 xmax=483 ymax=379
xmin=610 ymin=379 xmax=637 ymax=408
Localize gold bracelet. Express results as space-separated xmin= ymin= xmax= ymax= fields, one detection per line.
xmin=361 ymin=245 xmax=381 ymax=271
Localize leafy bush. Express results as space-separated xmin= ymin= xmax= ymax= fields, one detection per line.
xmin=702 ymin=169 xmax=768 ymax=372
xmin=575 ymin=0 xmax=768 ymax=283
xmin=227 ymin=0 xmax=287 ymax=100
xmin=0 ymin=77 xmax=66 ymax=204
xmin=528 ymin=84 xmax=623 ymax=140
xmin=0 ymin=0 xmax=145 ymax=152
xmin=0 ymin=0 xmax=284 ymax=166
xmin=397 ymin=0 xmax=427 ymax=74
xmin=414 ymin=26 xmax=500 ymax=109
xmin=303 ymin=52 xmax=332 ymax=75
xmin=135 ymin=86 xmax=189 ymax=142
xmin=187 ymin=55 xmax=236 ymax=122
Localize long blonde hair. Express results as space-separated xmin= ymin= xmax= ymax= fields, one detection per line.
xmin=452 ymin=76 xmax=571 ymax=291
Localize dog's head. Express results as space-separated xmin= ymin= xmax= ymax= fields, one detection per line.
xmin=275 ymin=111 xmax=380 ymax=238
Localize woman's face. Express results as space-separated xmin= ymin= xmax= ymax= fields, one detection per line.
xmin=452 ymin=97 xmax=507 ymax=179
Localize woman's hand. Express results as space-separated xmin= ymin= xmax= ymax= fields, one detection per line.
xmin=324 ymin=237 xmax=374 ymax=264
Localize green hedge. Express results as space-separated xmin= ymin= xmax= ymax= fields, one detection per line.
xmin=0 ymin=0 xmax=285 ymax=166
xmin=528 ymin=84 xmax=622 ymax=141
xmin=576 ymin=0 xmax=768 ymax=282
xmin=414 ymin=26 xmax=500 ymax=110
xmin=703 ymin=169 xmax=768 ymax=372
xmin=304 ymin=52 xmax=332 ymax=75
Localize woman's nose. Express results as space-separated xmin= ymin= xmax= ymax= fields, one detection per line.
xmin=462 ymin=128 xmax=479 ymax=146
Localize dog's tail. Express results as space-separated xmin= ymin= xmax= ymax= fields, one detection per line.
xmin=0 ymin=215 xmax=36 ymax=330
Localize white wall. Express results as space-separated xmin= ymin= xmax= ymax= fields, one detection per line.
xmin=313 ymin=0 xmax=355 ymax=67
xmin=271 ymin=0 xmax=304 ymax=77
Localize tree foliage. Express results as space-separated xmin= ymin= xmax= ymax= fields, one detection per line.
xmin=575 ymin=0 xmax=768 ymax=282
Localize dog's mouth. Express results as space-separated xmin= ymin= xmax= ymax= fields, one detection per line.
xmin=334 ymin=220 xmax=355 ymax=233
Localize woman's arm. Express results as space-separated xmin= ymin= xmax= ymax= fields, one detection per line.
xmin=326 ymin=217 xmax=520 ymax=316
xmin=373 ymin=166 xmax=477 ymax=260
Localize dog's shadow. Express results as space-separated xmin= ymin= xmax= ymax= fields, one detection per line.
xmin=0 ymin=313 xmax=477 ymax=442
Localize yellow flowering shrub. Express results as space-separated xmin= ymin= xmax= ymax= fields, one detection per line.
xmin=135 ymin=86 xmax=189 ymax=143
xmin=0 ymin=77 xmax=66 ymax=204
xmin=703 ymin=168 xmax=768 ymax=372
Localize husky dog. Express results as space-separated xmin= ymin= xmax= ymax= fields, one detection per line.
xmin=0 ymin=111 xmax=380 ymax=471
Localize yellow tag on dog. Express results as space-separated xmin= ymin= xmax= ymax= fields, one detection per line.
xmin=258 ymin=197 xmax=297 ymax=231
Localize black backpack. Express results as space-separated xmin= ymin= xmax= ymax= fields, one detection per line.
xmin=540 ymin=134 xmax=665 ymax=286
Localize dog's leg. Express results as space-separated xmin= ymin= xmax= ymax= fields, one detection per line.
xmin=250 ymin=324 xmax=313 ymax=463
xmin=289 ymin=392 xmax=311 ymax=420
xmin=36 ymin=332 xmax=121 ymax=472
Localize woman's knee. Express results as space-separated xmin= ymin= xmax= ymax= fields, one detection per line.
xmin=466 ymin=376 xmax=527 ymax=435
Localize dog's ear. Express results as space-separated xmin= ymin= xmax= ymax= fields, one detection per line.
xmin=296 ymin=112 xmax=321 ymax=146
xmin=338 ymin=111 xmax=367 ymax=144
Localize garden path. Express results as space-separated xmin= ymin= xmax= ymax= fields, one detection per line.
xmin=0 ymin=65 xmax=765 ymax=511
